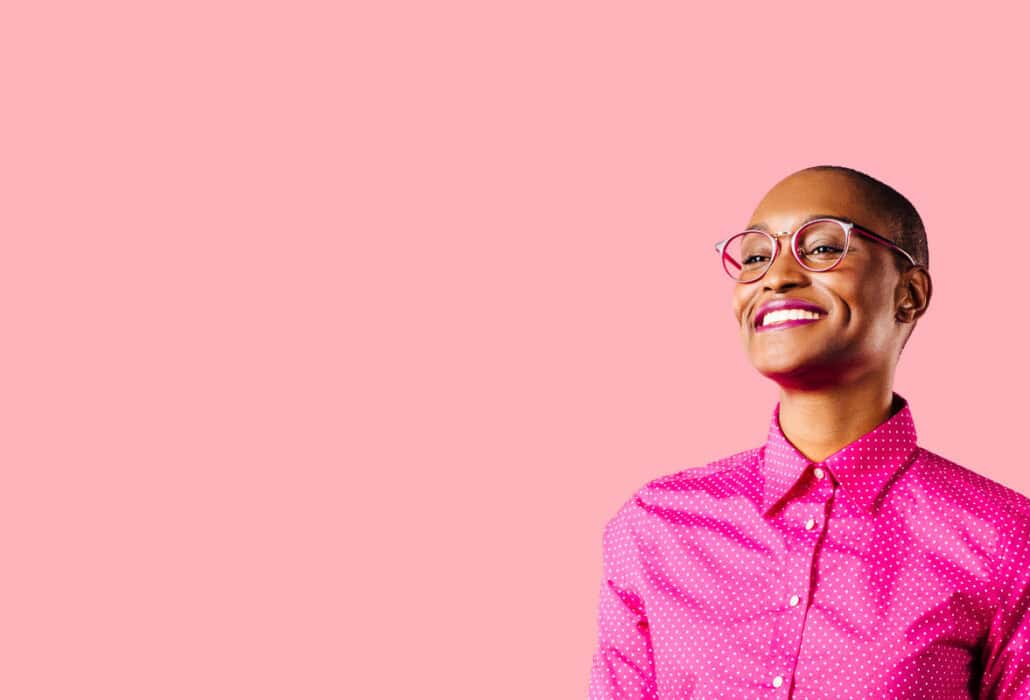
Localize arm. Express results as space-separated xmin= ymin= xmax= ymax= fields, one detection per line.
xmin=588 ymin=504 xmax=657 ymax=699
xmin=979 ymin=512 xmax=1030 ymax=699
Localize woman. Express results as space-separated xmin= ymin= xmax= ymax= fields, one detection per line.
xmin=588 ymin=165 xmax=1030 ymax=699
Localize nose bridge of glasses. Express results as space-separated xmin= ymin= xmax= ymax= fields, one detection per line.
xmin=763 ymin=230 xmax=808 ymax=279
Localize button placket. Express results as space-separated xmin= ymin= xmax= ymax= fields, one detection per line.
xmin=767 ymin=473 xmax=834 ymax=694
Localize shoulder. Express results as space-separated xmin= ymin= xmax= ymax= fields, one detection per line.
xmin=604 ymin=447 xmax=763 ymax=533
xmin=599 ymin=448 xmax=761 ymax=580
xmin=910 ymin=446 xmax=1030 ymax=524
xmin=910 ymin=447 xmax=1030 ymax=594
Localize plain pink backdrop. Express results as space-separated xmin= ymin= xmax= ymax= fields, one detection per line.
xmin=3 ymin=1 xmax=1028 ymax=698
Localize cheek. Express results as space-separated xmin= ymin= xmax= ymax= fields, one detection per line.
xmin=840 ymin=282 xmax=895 ymax=326
xmin=731 ymin=290 xmax=750 ymax=323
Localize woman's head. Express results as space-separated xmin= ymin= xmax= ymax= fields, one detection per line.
xmin=729 ymin=165 xmax=932 ymax=390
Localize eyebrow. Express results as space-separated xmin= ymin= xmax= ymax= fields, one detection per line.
xmin=747 ymin=214 xmax=859 ymax=233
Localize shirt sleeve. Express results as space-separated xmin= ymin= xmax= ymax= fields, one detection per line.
xmin=588 ymin=499 xmax=657 ymax=699
xmin=979 ymin=511 xmax=1030 ymax=699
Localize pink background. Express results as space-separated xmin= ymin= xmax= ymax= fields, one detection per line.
xmin=3 ymin=2 xmax=1028 ymax=698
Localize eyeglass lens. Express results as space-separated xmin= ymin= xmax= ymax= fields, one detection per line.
xmin=721 ymin=221 xmax=848 ymax=282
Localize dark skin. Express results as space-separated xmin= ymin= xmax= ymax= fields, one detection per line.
xmin=731 ymin=169 xmax=932 ymax=462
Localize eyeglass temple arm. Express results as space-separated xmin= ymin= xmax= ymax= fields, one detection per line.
xmin=853 ymin=227 xmax=918 ymax=267
xmin=715 ymin=240 xmax=743 ymax=271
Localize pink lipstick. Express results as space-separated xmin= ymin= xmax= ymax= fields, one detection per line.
xmin=754 ymin=298 xmax=828 ymax=333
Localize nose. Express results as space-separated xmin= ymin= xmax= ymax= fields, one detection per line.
xmin=761 ymin=236 xmax=810 ymax=291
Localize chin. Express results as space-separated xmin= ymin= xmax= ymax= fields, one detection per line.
xmin=749 ymin=352 xmax=847 ymax=389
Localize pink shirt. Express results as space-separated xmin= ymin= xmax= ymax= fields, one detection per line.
xmin=589 ymin=393 xmax=1030 ymax=699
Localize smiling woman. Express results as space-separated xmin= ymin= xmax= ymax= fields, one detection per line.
xmin=731 ymin=168 xmax=932 ymax=399
xmin=588 ymin=165 xmax=1030 ymax=699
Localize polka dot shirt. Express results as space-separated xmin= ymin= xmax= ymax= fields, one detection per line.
xmin=589 ymin=392 xmax=1030 ymax=699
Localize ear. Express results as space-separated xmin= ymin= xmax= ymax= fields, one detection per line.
xmin=895 ymin=266 xmax=932 ymax=323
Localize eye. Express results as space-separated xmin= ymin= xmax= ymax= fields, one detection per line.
xmin=798 ymin=240 xmax=844 ymax=260
xmin=796 ymin=222 xmax=847 ymax=262
xmin=743 ymin=254 xmax=770 ymax=265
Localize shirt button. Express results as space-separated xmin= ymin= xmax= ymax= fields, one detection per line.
xmin=813 ymin=467 xmax=825 ymax=480
xmin=804 ymin=518 xmax=816 ymax=530
xmin=789 ymin=594 xmax=800 ymax=607
xmin=772 ymin=675 xmax=784 ymax=688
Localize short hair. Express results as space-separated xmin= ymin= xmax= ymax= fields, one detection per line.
xmin=797 ymin=165 xmax=928 ymax=271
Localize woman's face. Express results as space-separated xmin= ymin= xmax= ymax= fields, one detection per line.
xmin=731 ymin=170 xmax=909 ymax=388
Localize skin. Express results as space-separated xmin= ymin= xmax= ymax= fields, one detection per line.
xmin=731 ymin=169 xmax=932 ymax=462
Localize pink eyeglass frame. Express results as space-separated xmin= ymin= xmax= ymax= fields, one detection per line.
xmin=714 ymin=217 xmax=919 ymax=283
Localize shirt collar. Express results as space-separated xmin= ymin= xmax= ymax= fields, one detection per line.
xmin=759 ymin=391 xmax=919 ymax=517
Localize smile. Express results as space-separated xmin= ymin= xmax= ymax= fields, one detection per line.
xmin=755 ymin=309 xmax=826 ymax=333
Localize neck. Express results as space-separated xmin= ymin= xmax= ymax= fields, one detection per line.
xmin=777 ymin=374 xmax=898 ymax=463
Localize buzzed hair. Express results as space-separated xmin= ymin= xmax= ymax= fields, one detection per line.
xmin=799 ymin=165 xmax=928 ymax=270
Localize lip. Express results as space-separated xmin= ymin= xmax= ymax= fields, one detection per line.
xmin=753 ymin=298 xmax=829 ymax=331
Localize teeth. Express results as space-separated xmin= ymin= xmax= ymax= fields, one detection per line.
xmin=760 ymin=309 xmax=823 ymax=327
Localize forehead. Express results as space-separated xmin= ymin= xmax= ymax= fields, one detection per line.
xmin=747 ymin=170 xmax=890 ymax=234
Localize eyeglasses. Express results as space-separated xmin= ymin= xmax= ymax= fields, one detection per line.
xmin=714 ymin=217 xmax=918 ymax=283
